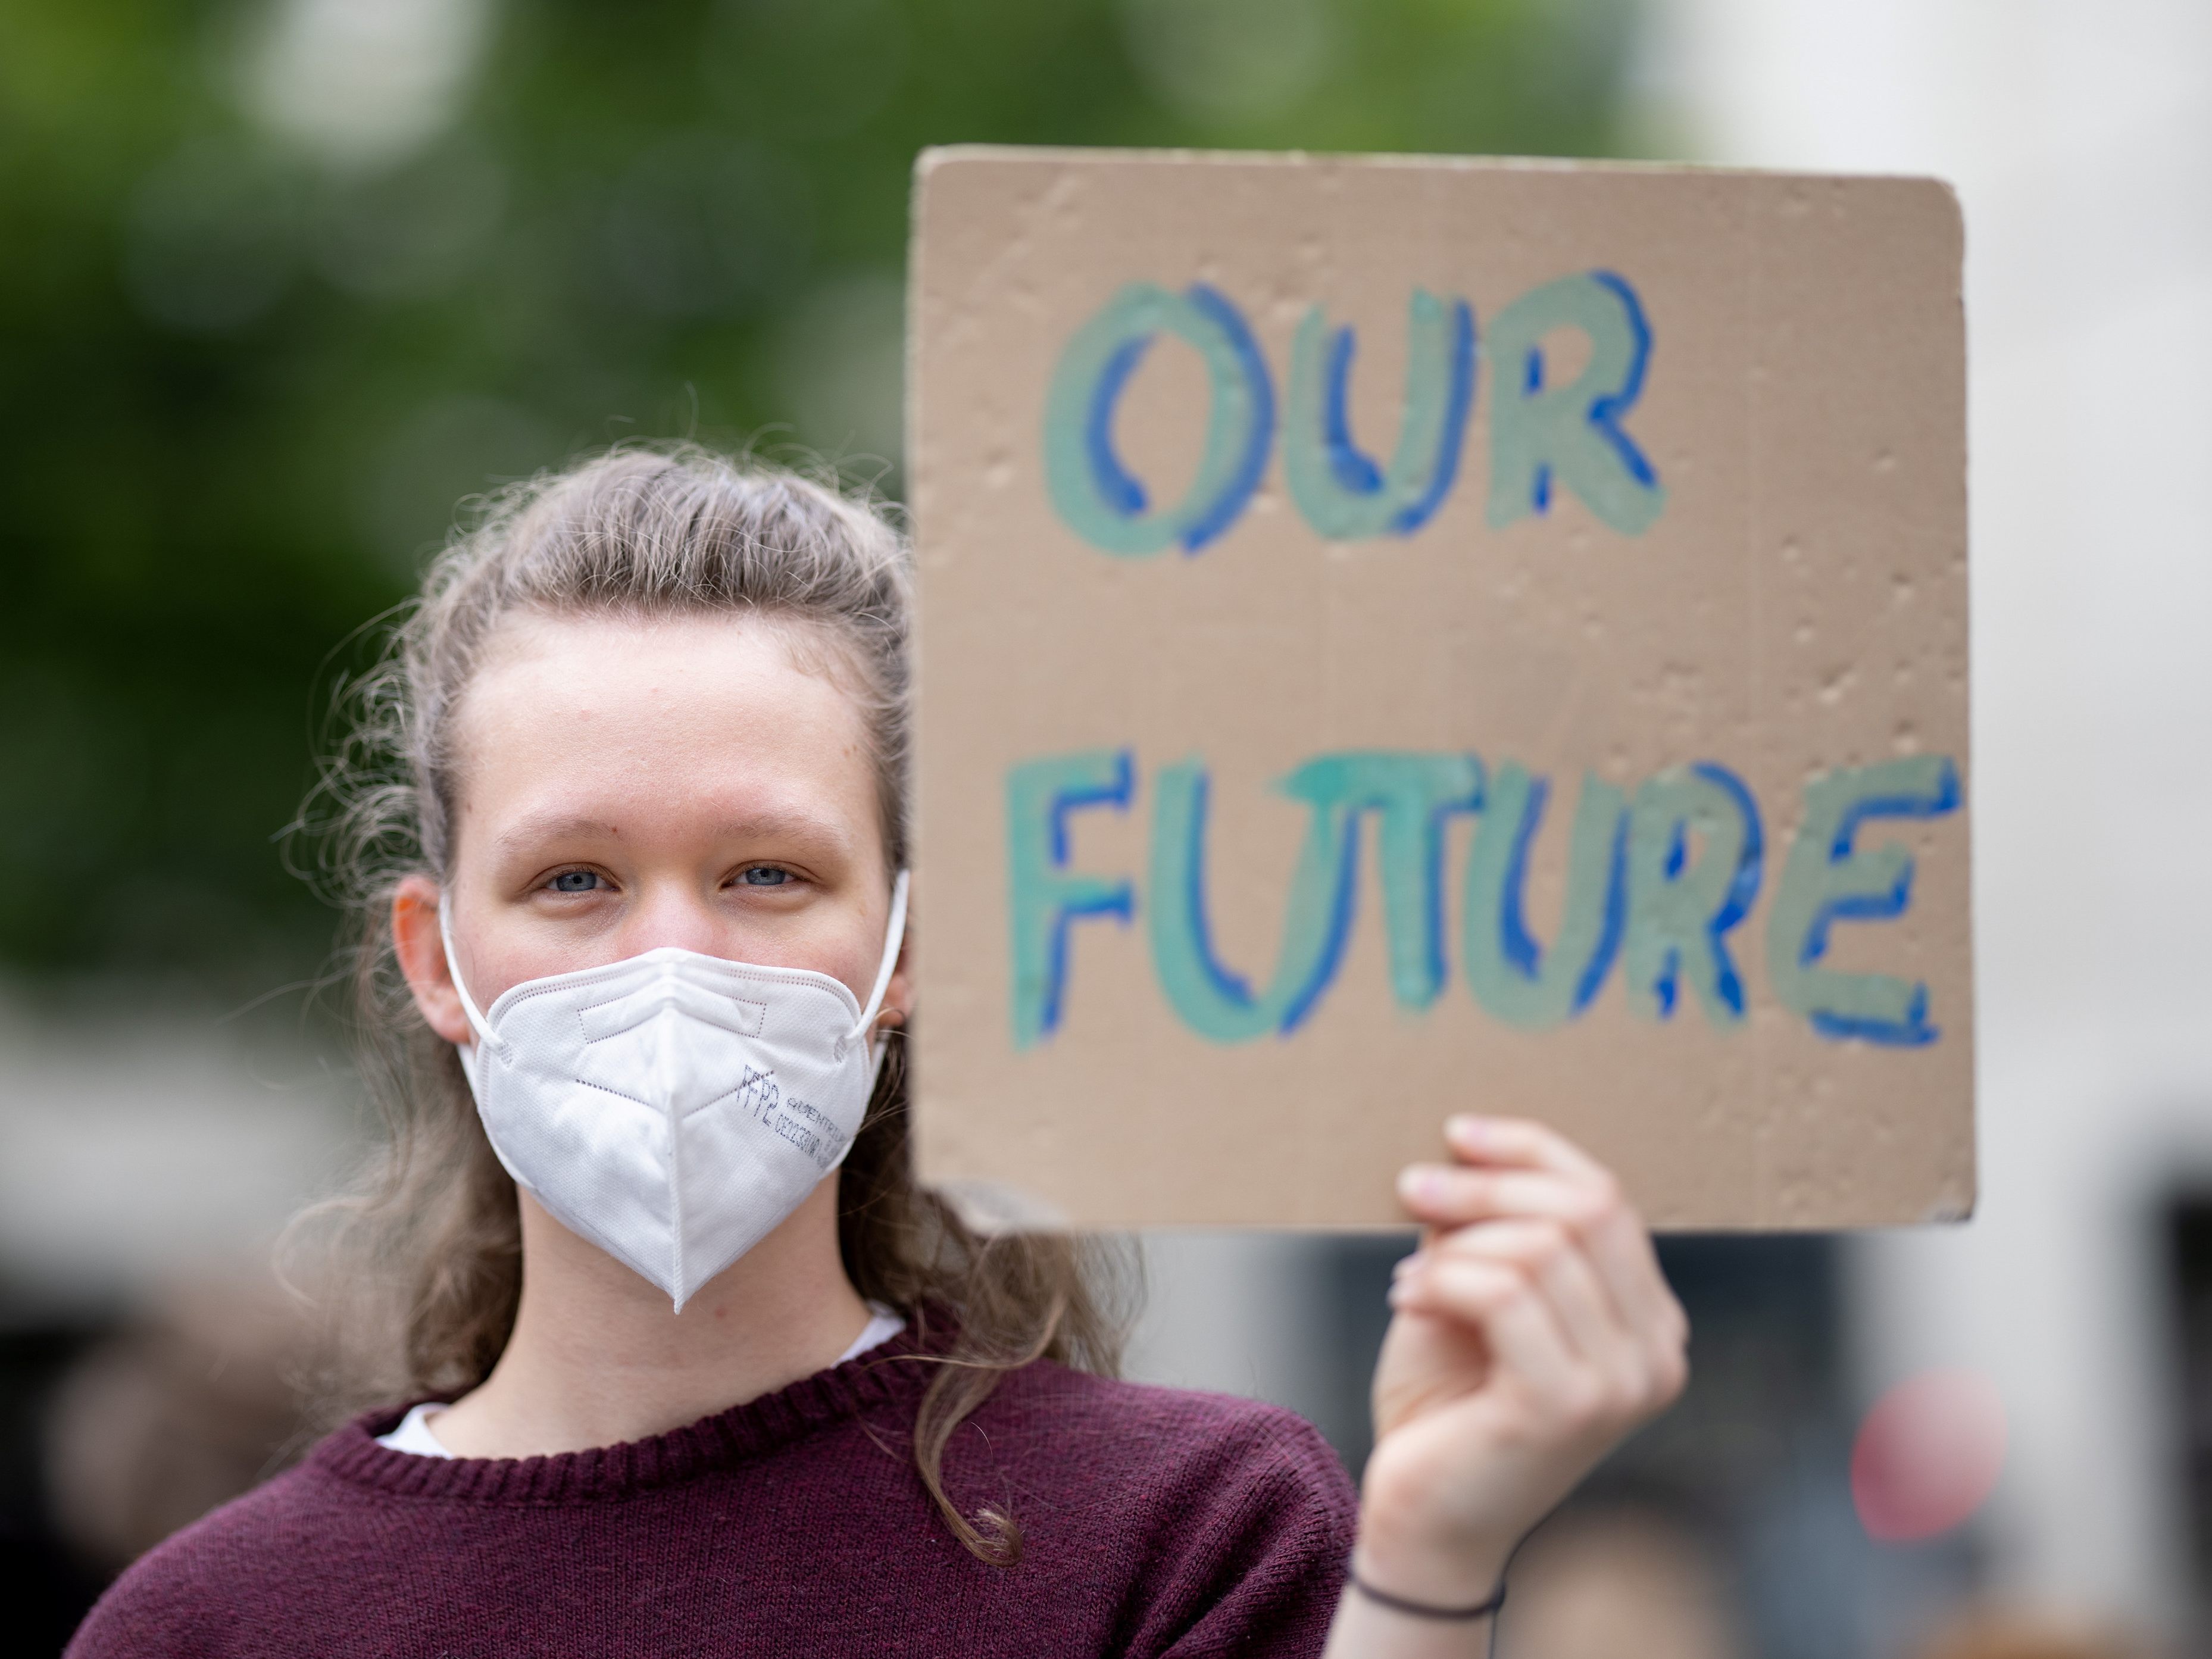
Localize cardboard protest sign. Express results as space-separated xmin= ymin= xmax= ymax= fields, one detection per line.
xmin=907 ymin=148 xmax=1970 ymax=1230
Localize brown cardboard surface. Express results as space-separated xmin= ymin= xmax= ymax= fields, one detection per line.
xmin=907 ymin=147 xmax=1970 ymax=1230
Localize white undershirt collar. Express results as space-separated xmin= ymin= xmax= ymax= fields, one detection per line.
xmin=374 ymin=1306 xmax=907 ymax=1459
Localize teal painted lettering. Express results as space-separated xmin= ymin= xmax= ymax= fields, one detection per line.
xmin=1766 ymin=756 xmax=1961 ymax=1046
xmin=1462 ymin=765 xmax=1629 ymax=1030
xmin=1005 ymin=751 xmax=1136 ymax=1049
xmin=1148 ymin=757 xmax=1405 ymax=1042
xmin=1282 ymin=290 xmax=1476 ymax=541
xmin=1280 ymin=752 xmax=1484 ymax=1011
xmin=1485 ymin=271 xmax=1664 ymax=535
xmin=1621 ymin=763 xmax=1763 ymax=1027
xmin=1042 ymin=283 xmax=1273 ymax=557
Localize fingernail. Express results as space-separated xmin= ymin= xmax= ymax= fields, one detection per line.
xmin=1391 ymin=1252 xmax=1421 ymax=1280
xmin=1446 ymin=1114 xmax=1486 ymax=1146
xmin=1397 ymin=1166 xmax=1444 ymax=1205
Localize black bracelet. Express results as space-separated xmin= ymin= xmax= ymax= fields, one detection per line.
xmin=1346 ymin=1557 xmax=1505 ymax=1621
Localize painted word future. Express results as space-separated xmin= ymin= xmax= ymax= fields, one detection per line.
xmin=1008 ymin=750 xmax=1961 ymax=1053
xmin=1043 ymin=271 xmax=1663 ymax=554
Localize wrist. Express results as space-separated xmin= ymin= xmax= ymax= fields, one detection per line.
xmin=1349 ymin=1523 xmax=1512 ymax=1612
xmin=1345 ymin=1552 xmax=1505 ymax=1623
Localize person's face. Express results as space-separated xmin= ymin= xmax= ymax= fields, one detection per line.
xmin=392 ymin=610 xmax=910 ymax=1046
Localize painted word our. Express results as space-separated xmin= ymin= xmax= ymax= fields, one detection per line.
xmin=1042 ymin=272 xmax=1663 ymax=555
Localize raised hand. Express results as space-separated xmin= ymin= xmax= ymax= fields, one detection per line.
xmin=1326 ymin=1115 xmax=1689 ymax=1654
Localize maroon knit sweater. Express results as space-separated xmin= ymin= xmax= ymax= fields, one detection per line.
xmin=66 ymin=1329 xmax=1357 ymax=1658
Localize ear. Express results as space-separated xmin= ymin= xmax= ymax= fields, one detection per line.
xmin=392 ymin=874 xmax=474 ymax=1046
xmin=874 ymin=913 xmax=915 ymax=1034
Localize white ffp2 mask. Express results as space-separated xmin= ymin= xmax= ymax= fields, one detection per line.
xmin=439 ymin=874 xmax=908 ymax=1310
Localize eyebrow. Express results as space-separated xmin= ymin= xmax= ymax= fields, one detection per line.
xmin=491 ymin=813 xmax=620 ymax=859
xmin=490 ymin=807 xmax=857 ymax=861
xmin=713 ymin=808 xmax=857 ymax=860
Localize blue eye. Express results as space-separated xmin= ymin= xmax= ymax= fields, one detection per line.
xmin=739 ymin=866 xmax=792 ymax=887
xmin=549 ymin=870 xmax=602 ymax=893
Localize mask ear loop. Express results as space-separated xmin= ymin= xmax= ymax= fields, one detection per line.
xmin=437 ymin=893 xmax=506 ymax=1061
xmin=846 ymin=870 xmax=910 ymax=1075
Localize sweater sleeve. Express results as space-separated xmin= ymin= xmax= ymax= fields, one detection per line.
xmin=62 ymin=1465 xmax=314 ymax=1658
xmin=65 ymin=1535 xmax=235 ymax=1658
xmin=1117 ymin=1404 xmax=1357 ymax=1659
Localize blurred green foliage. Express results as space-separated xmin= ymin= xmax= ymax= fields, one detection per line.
xmin=0 ymin=0 xmax=1637 ymax=994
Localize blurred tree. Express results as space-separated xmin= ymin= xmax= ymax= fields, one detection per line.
xmin=0 ymin=0 xmax=1638 ymax=994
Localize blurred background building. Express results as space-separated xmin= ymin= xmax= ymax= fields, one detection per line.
xmin=0 ymin=1 xmax=2203 ymax=1654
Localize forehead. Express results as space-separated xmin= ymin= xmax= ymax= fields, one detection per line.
xmin=446 ymin=609 xmax=880 ymax=857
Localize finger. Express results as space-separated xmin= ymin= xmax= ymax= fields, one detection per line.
xmin=1430 ymin=1116 xmax=1675 ymax=1346
xmin=1398 ymin=1164 xmax=1688 ymax=1374
xmin=1584 ymin=1206 xmax=1689 ymax=1360
xmin=1391 ymin=1254 xmax=1582 ymax=1404
xmin=1397 ymin=1165 xmax=1590 ymax=1227
xmin=1423 ymin=1221 xmax=1652 ymax=1411
xmin=1419 ymin=1221 xmax=1633 ymax=1380
xmin=1442 ymin=1114 xmax=1610 ymax=1182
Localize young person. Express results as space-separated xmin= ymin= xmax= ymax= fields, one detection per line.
xmin=68 ymin=448 xmax=1687 ymax=1657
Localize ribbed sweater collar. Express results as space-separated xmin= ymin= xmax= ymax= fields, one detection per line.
xmin=312 ymin=1326 xmax=941 ymax=1505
